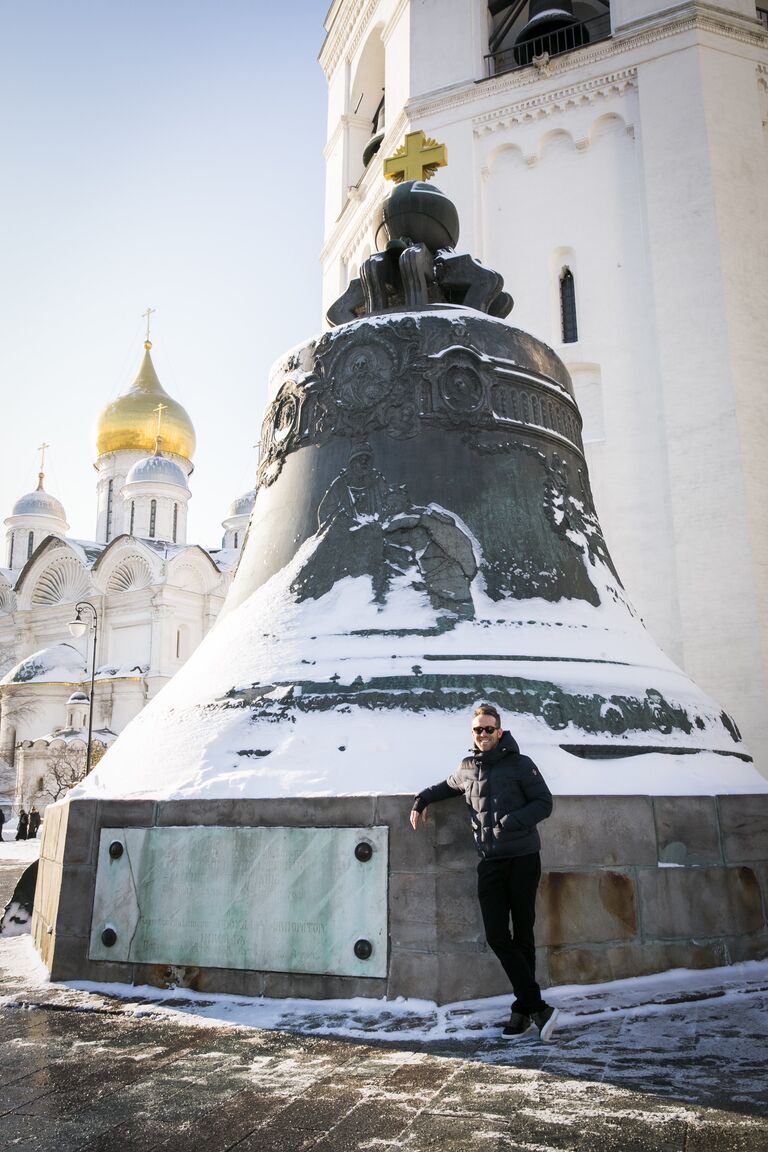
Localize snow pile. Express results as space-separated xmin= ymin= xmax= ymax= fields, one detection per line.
xmin=1 ymin=642 xmax=85 ymax=686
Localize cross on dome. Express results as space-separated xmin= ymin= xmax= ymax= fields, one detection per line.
xmin=383 ymin=131 xmax=448 ymax=184
xmin=142 ymin=306 xmax=156 ymax=350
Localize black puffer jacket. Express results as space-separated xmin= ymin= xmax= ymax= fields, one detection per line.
xmin=413 ymin=732 xmax=553 ymax=860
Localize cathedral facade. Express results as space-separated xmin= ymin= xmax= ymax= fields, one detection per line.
xmin=0 ymin=339 xmax=254 ymax=811
xmin=319 ymin=0 xmax=768 ymax=773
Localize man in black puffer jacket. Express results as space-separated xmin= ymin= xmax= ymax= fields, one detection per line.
xmin=410 ymin=703 xmax=558 ymax=1041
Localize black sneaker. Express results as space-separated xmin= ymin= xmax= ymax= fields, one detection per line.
xmin=502 ymin=1011 xmax=532 ymax=1039
xmin=531 ymin=1005 xmax=559 ymax=1041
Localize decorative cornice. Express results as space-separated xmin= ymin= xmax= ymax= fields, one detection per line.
xmin=473 ymin=68 xmax=637 ymax=136
xmin=320 ymin=0 xmax=381 ymax=79
xmin=408 ymin=9 xmax=767 ymax=124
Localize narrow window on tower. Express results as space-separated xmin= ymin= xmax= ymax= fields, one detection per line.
xmin=172 ymin=503 xmax=178 ymax=544
xmin=233 ymin=531 xmax=238 ymax=550
xmin=105 ymin=479 xmax=114 ymax=541
xmin=559 ymin=267 xmax=578 ymax=343
xmin=176 ymin=629 xmax=181 ymax=659
xmin=27 ymin=531 xmax=34 ymax=559
xmin=8 ymin=536 xmax=14 ymax=568
xmin=129 ymin=500 xmax=135 ymax=535
xmin=149 ymin=499 xmax=157 ymax=538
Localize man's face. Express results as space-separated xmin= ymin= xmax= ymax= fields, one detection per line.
xmin=472 ymin=713 xmax=503 ymax=752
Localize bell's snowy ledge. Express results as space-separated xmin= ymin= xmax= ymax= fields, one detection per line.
xmin=69 ymin=526 xmax=766 ymax=801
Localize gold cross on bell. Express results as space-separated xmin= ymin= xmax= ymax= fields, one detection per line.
xmin=383 ymin=130 xmax=448 ymax=184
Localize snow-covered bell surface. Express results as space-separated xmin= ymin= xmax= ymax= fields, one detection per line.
xmin=68 ymin=515 xmax=767 ymax=802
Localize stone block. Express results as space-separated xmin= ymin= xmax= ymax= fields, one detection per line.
xmin=33 ymin=856 xmax=62 ymax=932
xmin=389 ymin=872 xmax=436 ymax=924
xmin=436 ymin=949 xmax=509 ymax=1003
xmin=538 ymin=870 xmax=637 ymax=945
xmin=755 ymin=863 xmax=768 ymax=918
xmin=76 ymin=956 xmax=136 ymax=985
xmin=638 ymin=865 xmax=763 ymax=938
xmin=267 ymin=796 xmax=377 ymax=826
xmin=262 ymin=970 xmax=386 ymax=1000
xmin=132 ymin=962 xmax=265 ymax=997
xmin=38 ymin=802 xmax=62 ymax=863
xmin=724 ymin=930 xmax=768 ymax=964
xmin=96 ymin=799 xmax=157 ymax=831
xmin=653 ymin=796 xmax=721 ymax=865
xmin=47 ymin=933 xmax=93 ymax=982
xmin=390 ymin=918 xmax=438 ymax=952
xmin=54 ymin=865 xmax=96 ymax=937
xmin=387 ymin=949 xmax=440 ymax=999
xmin=434 ymin=870 xmax=485 ymax=945
xmin=548 ymin=938 xmax=733 ymax=986
xmin=155 ymin=796 xmax=377 ymax=828
xmin=61 ymin=799 xmax=99 ymax=865
xmin=155 ymin=799 xmax=257 ymax=826
xmin=717 ymin=794 xmax=768 ymax=863
xmin=541 ymin=796 xmax=656 ymax=868
xmin=432 ymin=798 xmax=475 ymax=870
xmin=377 ymin=795 xmax=437 ymax=871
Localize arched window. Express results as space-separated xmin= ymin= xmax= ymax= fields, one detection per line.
xmin=129 ymin=500 xmax=135 ymax=535
xmin=176 ymin=629 xmax=181 ymax=659
xmin=27 ymin=531 xmax=34 ymax=559
xmin=172 ymin=503 xmax=178 ymax=544
xmin=560 ymin=267 xmax=578 ymax=343
xmin=149 ymin=499 xmax=157 ymax=538
xmin=8 ymin=536 xmax=14 ymax=568
xmin=105 ymin=479 xmax=114 ymax=541
xmin=233 ymin=531 xmax=239 ymax=550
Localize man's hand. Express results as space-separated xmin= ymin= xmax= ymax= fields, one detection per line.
xmin=410 ymin=807 xmax=428 ymax=830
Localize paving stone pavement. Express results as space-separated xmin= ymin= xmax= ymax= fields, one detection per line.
xmin=2 ymin=858 xmax=767 ymax=1150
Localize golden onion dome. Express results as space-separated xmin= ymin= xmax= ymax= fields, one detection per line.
xmin=95 ymin=342 xmax=196 ymax=460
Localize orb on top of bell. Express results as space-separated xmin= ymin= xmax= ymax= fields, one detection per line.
xmin=380 ymin=181 xmax=460 ymax=254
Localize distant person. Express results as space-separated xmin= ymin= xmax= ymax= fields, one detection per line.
xmin=28 ymin=807 xmax=41 ymax=839
xmin=16 ymin=808 xmax=28 ymax=841
xmin=410 ymin=704 xmax=559 ymax=1041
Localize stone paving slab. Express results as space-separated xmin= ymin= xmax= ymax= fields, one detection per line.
xmin=0 ymin=993 xmax=765 ymax=1152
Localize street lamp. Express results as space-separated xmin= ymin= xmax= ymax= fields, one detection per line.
xmin=68 ymin=601 xmax=98 ymax=774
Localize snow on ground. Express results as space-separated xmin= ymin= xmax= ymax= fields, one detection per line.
xmin=0 ymin=836 xmax=41 ymax=863
xmin=2 ymin=925 xmax=766 ymax=1054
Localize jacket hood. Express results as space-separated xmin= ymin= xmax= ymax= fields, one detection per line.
xmin=472 ymin=729 xmax=520 ymax=764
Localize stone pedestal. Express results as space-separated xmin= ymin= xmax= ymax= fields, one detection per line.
xmin=34 ymin=793 xmax=768 ymax=1001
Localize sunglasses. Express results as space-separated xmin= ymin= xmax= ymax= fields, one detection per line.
xmin=473 ymin=725 xmax=499 ymax=735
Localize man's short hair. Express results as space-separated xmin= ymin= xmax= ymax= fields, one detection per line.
xmin=473 ymin=703 xmax=501 ymax=726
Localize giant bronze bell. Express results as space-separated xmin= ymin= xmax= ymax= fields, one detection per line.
xmin=214 ymin=178 xmax=749 ymax=781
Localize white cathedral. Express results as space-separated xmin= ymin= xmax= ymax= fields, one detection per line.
xmin=0 ymin=338 xmax=255 ymax=811
xmin=319 ymin=0 xmax=768 ymax=775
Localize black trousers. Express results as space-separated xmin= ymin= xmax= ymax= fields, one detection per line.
xmin=477 ymin=851 xmax=544 ymax=1014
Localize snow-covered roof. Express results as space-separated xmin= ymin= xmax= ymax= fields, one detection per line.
xmin=208 ymin=547 xmax=241 ymax=573
xmin=20 ymin=726 xmax=117 ymax=748
xmin=2 ymin=642 xmax=85 ymax=686
xmin=125 ymin=454 xmax=189 ymax=489
xmin=12 ymin=486 xmax=66 ymax=520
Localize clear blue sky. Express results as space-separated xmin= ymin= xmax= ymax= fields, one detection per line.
xmin=0 ymin=0 xmax=328 ymax=547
